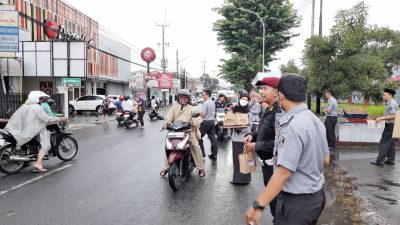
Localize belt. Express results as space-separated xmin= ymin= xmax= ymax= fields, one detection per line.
xmin=281 ymin=189 xmax=323 ymax=197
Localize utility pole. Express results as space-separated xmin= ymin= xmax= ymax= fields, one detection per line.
xmin=157 ymin=23 xmax=170 ymax=73
xmin=307 ymin=0 xmax=316 ymax=110
xmin=201 ymin=61 xmax=207 ymax=75
xmin=316 ymin=0 xmax=323 ymax=115
xmin=176 ymin=49 xmax=179 ymax=79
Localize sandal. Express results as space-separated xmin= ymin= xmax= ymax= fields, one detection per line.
xmin=160 ymin=169 xmax=168 ymax=177
xmin=199 ymin=169 xmax=205 ymax=177
xmin=33 ymin=165 xmax=47 ymax=173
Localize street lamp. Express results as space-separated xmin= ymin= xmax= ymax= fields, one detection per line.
xmin=228 ymin=5 xmax=266 ymax=72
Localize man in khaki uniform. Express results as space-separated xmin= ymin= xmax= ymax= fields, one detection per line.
xmin=160 ymin=89 xmax=205 ymax=177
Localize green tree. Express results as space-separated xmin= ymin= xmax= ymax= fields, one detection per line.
xmin=200 ymin=74 xmax=219 ymax=91
xmin=280 ymin=59 xmax=300 ymax=74
xmin=214 ymin=0 xmax=299 ymax=91
xmin=304 ymin=1 xmax=399 ymax=105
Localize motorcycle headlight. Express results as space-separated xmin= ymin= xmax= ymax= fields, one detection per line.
xmin=176 ymin=135 xmax=189 ymax=150
xmin=165 ymin=138 xmax=173 ymax=150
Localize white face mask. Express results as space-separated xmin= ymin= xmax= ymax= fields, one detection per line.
xmin=240 ymin=99 xmax=249 ymax=107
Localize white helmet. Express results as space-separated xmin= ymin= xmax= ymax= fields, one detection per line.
xmin=28 ymin=91 xmax=50 ymax=103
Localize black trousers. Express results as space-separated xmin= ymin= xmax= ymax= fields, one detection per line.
xmin=275 ymin=189 xmax=326 ymax=225
xmin=138 ymin=112 xmax=145 ymax=126
xmin=377 ymin=123 xmax=396 ymax=163
xmin=262 ymin=164 xmax=277 ymax=217
xmin=324 ymin=116 xmax=337 ymax=148
xmin=199 ymin=120 xmax=218 ymax=157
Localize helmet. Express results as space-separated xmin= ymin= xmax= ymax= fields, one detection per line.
xmin=119 ymin=95 xmax=125 ymax=101
xmin=28 ymin=91 xmax=49 ymax=103
xmin=177 ymin=89 xmax=190 ymax=98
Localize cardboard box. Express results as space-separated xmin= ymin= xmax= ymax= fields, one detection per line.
xmin=223 ymin=112 xmax=249 ymax=129
xmin=393 ymin=111 xmax=400 ymax=138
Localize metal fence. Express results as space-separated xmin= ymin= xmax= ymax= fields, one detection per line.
xmin=0 ymin=93 xmax=64 ymax=118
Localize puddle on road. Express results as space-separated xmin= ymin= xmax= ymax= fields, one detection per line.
xmin=373 ymin=194 xmax=398 ymax=205
xmin=381 ymin=179 xmax=400 ymax=187
xmin=321 ymin=153 xmax=370 ymax=225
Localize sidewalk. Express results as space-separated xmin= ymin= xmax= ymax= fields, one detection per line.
xmin=327 ymin=147 xmax=400 ymax=225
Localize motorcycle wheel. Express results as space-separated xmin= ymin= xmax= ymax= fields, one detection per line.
xmin=149 ymin=115 xmax=154 ymax=121
xmin=0 ymin=145 xmax=25 ymax=175
xmin=125 ymin=120 xmax=132 ymax=129
xmin=168 ymin=161 xmax=182 ymax=191
xmin=157 ymin=115 xmax=164 ymax=120
xmin=57 ymin=137 xmax=78 ymax=161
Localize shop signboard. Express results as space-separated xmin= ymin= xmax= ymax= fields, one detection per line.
xmin=157 ymin=72 xmax=172 ymax=89
xmin=0 ymin=10 xmax=19 ymax=52
xmin=172 ymin=79 xmax=180 ymax=88
xmin=62 ymin=78 xmax=81 ymax=88
xmin=129 ymin=73 xmax=144 ymax=89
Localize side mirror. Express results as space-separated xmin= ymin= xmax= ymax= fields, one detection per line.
xmin=192 ymin=112 xmax=200 ymax=118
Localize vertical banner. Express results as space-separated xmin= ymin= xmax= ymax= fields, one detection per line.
xmin=0 ymin=10 xmax=19 ymax=52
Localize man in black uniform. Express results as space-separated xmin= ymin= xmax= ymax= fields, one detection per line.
xmin=244 ymin=76 xmax=281 ymax=218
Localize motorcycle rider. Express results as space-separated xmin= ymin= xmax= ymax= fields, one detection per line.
xmin=215 ymin=94 xmax=228 ymax=110
xmin=150 ymin=96 xmax=160 ymax=115
xmin=122 ymin=95 xmax=136 ymax=112
xmin=114 ymin=95 xmax=125 ymax=113
xmin=160 ymin=89 xmax=206 ymax=177
xmin=4 ymin=91 xmax=68 ymax=172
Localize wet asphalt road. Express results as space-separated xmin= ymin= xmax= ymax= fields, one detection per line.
xmin=0 ymin=108 xmax=349 ymax=225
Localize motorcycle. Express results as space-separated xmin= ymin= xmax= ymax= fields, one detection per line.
xmin=124 ymin=111 xmax=139 ymax=129
xmin=116 ymin=110 xmax=125 ymax=127
xmin=149 ymin=106 xmax=164 ymax=121
xmin=0 ymin=122 xmax=78 ymax=175
xmin=163 ymin=113 xmax=200 ymax=191
xmin=215 ymin=108 xmax=227 ymax=142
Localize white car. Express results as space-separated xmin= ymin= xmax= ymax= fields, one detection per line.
xmin=68 ymin=95 xmax=116 ymax=114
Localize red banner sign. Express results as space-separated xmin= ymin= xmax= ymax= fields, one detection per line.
xmin=157 ymin=72 xmax=172 ymax=89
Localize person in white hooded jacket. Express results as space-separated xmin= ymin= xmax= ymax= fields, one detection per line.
xmin=5 ymin=91 xmax=68 ymax=172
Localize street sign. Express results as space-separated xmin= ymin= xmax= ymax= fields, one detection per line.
xmin=0 ymin=10 xmax=19 ymax=52
xmin=62 ymin=78 xmax=81 ymax=87
xmin=173 ymin=79 xmax=180 ymax=88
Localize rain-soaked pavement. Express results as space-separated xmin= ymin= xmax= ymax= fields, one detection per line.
xmin=0 ymin=107 xmax=397 ymax=224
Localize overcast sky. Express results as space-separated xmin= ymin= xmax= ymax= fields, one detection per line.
xmin=64 ymin=0 xmax=400 ymax=80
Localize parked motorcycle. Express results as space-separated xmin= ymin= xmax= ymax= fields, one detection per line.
xmin=124 ymin=111 xmax=139 ymax=129
xmin=0 ymin=122 xmax=78 ymax=175
xmin=215 ymin=108 xmax=227 ymax=142
xmin=163 ymin=113 xmax=200 ymax=191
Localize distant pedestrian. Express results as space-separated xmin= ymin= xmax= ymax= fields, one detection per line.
xmin=324 ymin=90 xmax=338 ymax=150
xmin=231 ymin=92 xmax=252 ymax=185
xmin=249 ymin=91 xmax=261 ymax=132
xmin=371 ymin=88 xmax=398 ymax=166
xmin=101 ymin=96 xmax=110 ymax=123
xmin=245 ymin=74 xmax=330 ymax=225
xmin=136 ymin=94 xmax=146 ymax=128
xmin=199 ymin=89 xmax=218 ymax=159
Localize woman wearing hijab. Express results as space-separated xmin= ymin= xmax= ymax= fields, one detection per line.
xmin=230 ymin=92 xmax=252 ymax=184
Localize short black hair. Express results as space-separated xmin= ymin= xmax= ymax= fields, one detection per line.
xmin=203 ymin=90 xmax=211 ymax=97
xmin=278 ymin=74 xmax=307 ymax=102
xmin=325 ymin=90 xmax=334 ymax=96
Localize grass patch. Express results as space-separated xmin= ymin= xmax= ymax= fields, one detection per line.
xmin=311 ymin=102 xmax=385 ymax=116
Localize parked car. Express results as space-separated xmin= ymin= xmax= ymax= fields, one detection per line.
xmin=68 ymin=95 xmax=116 ymax=115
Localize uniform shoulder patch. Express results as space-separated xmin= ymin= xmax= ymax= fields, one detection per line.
xmin=278 ymin=115 xmax=294 ymax=128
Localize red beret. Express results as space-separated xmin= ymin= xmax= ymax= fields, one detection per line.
xmin=255 ymin=77 xmax=280 ymax=88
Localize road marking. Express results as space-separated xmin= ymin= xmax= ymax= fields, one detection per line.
xmin=0 ymin=164 xmax=72 ymax=196
xmin=91 ymin=148 xmax=111 ymax=158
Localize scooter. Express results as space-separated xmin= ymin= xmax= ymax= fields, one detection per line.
xmin=215 ymin=108 xmax=227 ymax=142
xmin=0 ymin=122 xmax=78 ymax=175
xmin=149 ymin=106 xmax=164 ymax=121
xmin=116 ymin=110 xmax=125 ymax=127
xmin=163 ymin=113 xmax=200 ymax=191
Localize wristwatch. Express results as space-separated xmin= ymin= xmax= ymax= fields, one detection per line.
xmin=252 ymin=200 xmax=265 ymax=211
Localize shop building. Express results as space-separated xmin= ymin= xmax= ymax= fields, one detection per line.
xmin=0 ymin=0 xmax=131 ymax=100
